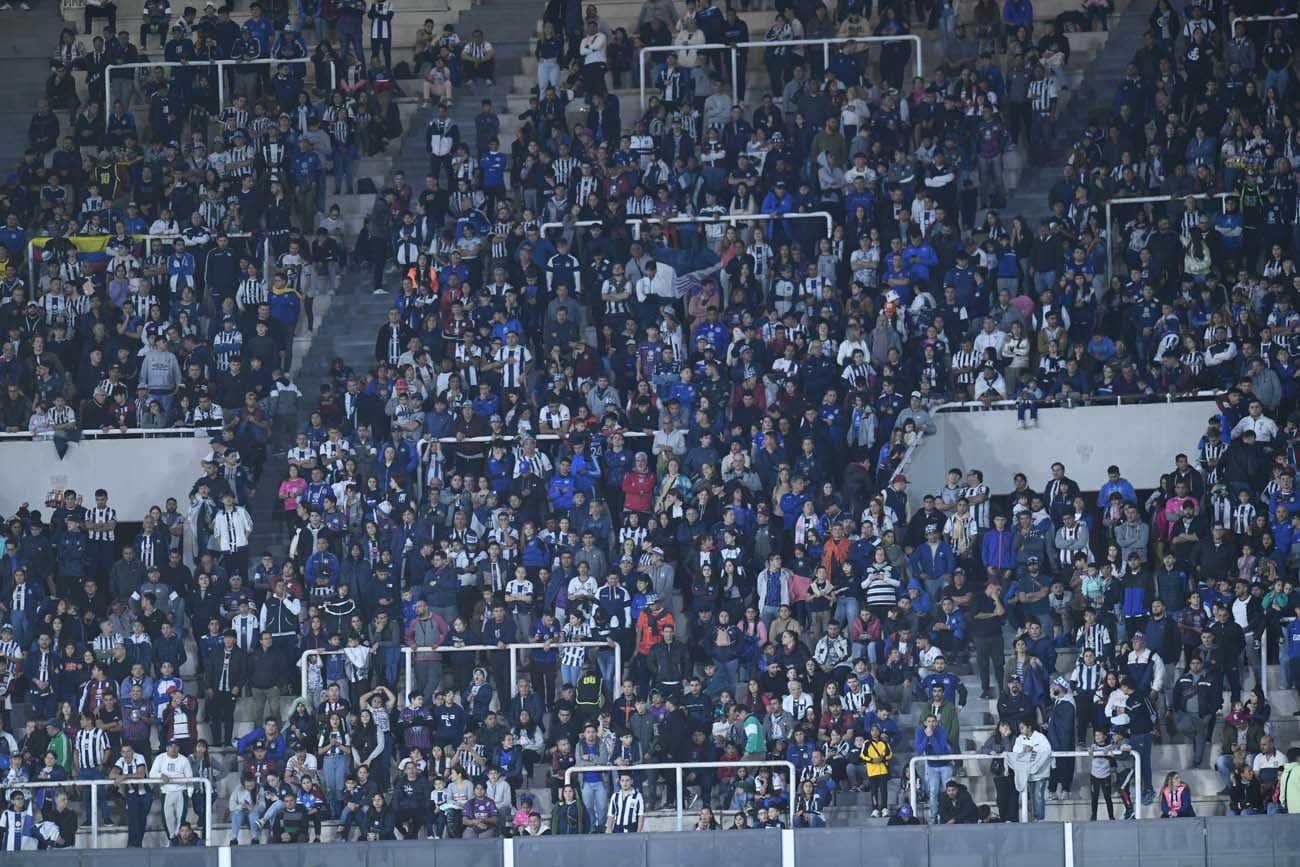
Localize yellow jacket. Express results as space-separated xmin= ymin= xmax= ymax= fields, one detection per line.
xmin=861 ymin=738 xmax=893 ymax=778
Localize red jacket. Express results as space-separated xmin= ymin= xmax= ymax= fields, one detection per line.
xmin=622 ymin=469 xmax=655 ymax=512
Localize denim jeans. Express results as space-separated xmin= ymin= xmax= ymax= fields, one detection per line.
xmin=834 ymin=595 xmax=860 ymax=627
xmin=1216 ymin=755 xmax=1237 ymax=790
xmin=925 ymin=763 xmax=952 ymax=808
xmin=1027 ymin=779 xmax=1046 ymax=821
xmin=537 ymin=58 xmax=561 ymax=94
xmin=230 ymin=806 xmax=264 ymax=842
xmin=78 ymin=770 xmax=113 ymax=823
xmin=581 ymin=780 xmax=608 ymax=830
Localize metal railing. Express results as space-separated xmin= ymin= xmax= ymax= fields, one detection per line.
xmin=1230 ymin=13 xmax=1298 ymax=32
xmin=7 ymin=775 xmax=214 ymax=848
xmin=565 ymin=759 xmax=796 ymax=830
xmin=0 ymin=425 xmax=222 ymax=440
xmin=1102 ymin=192 xmax=1237 ymax=288
xmin=638 ymin=42 xmax=736 ymax=112
xmin=103 ymin=57 xmax=335 ymax=128
xmin=908 ymin=749 xmax=1142 ymax=822
xmin=25 ymin=231 xmax=254 ymax=293
xmin=929 ymin=389 xmax=1220 ymax=414
xmin=540 ymin=211 xmax=836 ymax=243
xmin=401 ymin=641 xmax=622 ymax=703
xmin=637 ymin=35 xmax=924 ymax=111
xmin=296 ymin=640 xmax=623 ymax=704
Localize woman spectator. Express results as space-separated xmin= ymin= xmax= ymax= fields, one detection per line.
xmin=1158 ymin=771 xmax=1195 ymax=817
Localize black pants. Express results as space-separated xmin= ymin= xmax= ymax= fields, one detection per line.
xmin=867 ymin=775 xmax=889 ymax=811
xmin=973 ymin=635 xmax=1004 ymax=693
xmin=208 ymin=689 xmax=236 ymax=745
xmin=582 ymin=61 xmax=607 ymax=97
xmin=994 ymin=773 xmax=1018 ymax=822
xmin=395 ymin=806 xmax=427 ymax=838
xmin=1049 ymin=756 xmax=1074 ymax=794
xmin=1089 ymin=775 xmax=1114 ymax=820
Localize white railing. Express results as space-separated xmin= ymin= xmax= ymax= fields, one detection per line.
xmin=103 ymin=58 xmax=335 ymax=129
xmin=907 ymin=749 xmax=1142 ymax=822
xmin=565 ymin=759 xmax=796 ymax=829
xmin=1231 ymin=13 xmax=1298 ymax=32
xmin=0 ymin=425 xmax=222 ymax=441
xmin=638 ymin=43 xmax=737 ymax=112
xmin=929 ymin=389 xmax=1220 ymax=413
xmin=637 ymin=35 xmax=924 ymax=111
xmin=7 ymin=776 xmax=214 ymax=848
xmin=1102 ymin=191 xmax=1238 ymax=288
xmin=25 ymin=232 xmax=254 ymax=294
xmin=540 ymin=211 xmax=836 ymax=242
xmin=297 ymin=640 xmax=623 ymax=704
xmin=737 ymin=34 xmax=924 ymax=79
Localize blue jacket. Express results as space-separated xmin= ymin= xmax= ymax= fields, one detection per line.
xmin=909 ymin=541 xmax=956 ymax=581
xmin=981 ymin=529 xmax=1016 ymax=571
xmin=913 ymin=724 xmax=953 ymax=765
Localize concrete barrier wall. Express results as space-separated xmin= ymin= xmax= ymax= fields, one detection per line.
xmin=0 ymin=435 xmax=213 ymax=518
xmin=906 ymin=400 xmax=1218 ymax=513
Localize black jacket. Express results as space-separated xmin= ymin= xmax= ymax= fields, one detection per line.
xmin=247 ymin=646 xmax=292 ymax=690
xmin=1171 ymin=669 xmax=1218 ymax=718
xmin=936 ymin=782 xmax=980 ymax=823
xmin=204 ymin=644 xmax=251 ymax=691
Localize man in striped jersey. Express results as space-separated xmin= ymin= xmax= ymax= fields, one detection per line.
xmin=605 ymin=772 xmax=645 ymax=832
xmin=1026 ymin=64 xmax=1057 ymax=162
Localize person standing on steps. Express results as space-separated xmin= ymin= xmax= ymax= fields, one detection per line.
xmin=975 ymin=104 xmax=1009 ymax=210
xmin=426 ymin=104 xmax=459 ymax=188
xmin=1026 ymin=63 xmax=1057 ymax=163
xmin=580 ymin=18 xmax=608 ymax=97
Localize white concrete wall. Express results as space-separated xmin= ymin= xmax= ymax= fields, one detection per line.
xmin=0 ymin=435 xmax=213 ymax=519
xmin=905 ymin=399 xmax=1219 ymax=511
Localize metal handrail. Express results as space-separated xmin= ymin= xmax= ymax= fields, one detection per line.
xmin=565 ymin=759 xmax=797 ymax=829
xmin=908 ymin=749 xmax=1142 ymax=822
xmin=540 ymin=211 xmax=836 ymax=242
xmin=1101 ymin=191 xmax=1238 ymax=289
xmin=295 ymin=641 xmax=623 ymax=705
xmin=929 ymin=389 xmax=1220 ymax=414
xmin=638 ymin=35 xmax=923 ymax=111
xmin=103 ymin=57 xmax=336 ymax=130
xmin=25 ymin=232 xmax=253 ymax=294
xmin=6 ymin=775 xmax=214 ymax=848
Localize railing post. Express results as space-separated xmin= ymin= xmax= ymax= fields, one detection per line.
xmin=1133 ymin=750 xmax=1142 ymax=820
xmin=639 ymin=48 xmax=649 ymax=112
xmin=729 ymin=48 xmax=738 ymax=106
xmin=91 ymin=783 xmax=99 ymax=848
xmin=675 ymin=766 xmax=684 ymax=830
xmin=822 ymin=41 xmax=830 ymax=69
xmin=908 ymin=756 xmax=918 ymax=819
xmin=204 ymin=779 xmax=214 ymax=846
xmin=1020 ymin=780 xmax=1029 ymax=823
xmin=404 ymin=646 xmax=414 ymax=700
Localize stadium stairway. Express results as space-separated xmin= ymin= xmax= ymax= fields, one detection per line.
xmin=1000 ymin=0 xmax=1153 ymax=220
xmin=0 ymin=5 xmax=70 ymax=163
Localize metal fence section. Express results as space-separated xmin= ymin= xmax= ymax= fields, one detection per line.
xmin=1101 ymin=192 xmax=1237 ymax=289
xmin=6 ymin=776 xmax=213 ymax=849
xmin=908 ymin=751 xmax=1143 ymax=822
xmin=540 ymin=211 xmax=837 ymax=243
xmin=401 ymin=641 xmax=623 ymax=701
xmin=636 ymin=36 xmax=923 ymax=111
xmin=564 ymin=760 xmax=796 ymax=830
xmin=103 ymin=58 xmax=336 ymax=128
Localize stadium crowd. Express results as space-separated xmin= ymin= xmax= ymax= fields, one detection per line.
xmin=6 ymin=0 xmax=1300 ymax=851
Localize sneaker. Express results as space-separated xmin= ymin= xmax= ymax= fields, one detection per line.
xmin=0 ymin=5 xmax=12 ymax=10
xmin=1017 ymin=419 xmax=1026 ymax=429
xmin=372 ymin=288 xmax=389 ymax=294
xmin=869 ymin=809 xmax=880 ymax=818
xmin=229 ymin=839 xmax=239 ymax=846
xmin=19 ymin=3 xmax=29 ymax=9
xmin=979 ymin=689 xmax=994 ymax=699
xmin=1141 ymin=792 xmax=1155 ymax=806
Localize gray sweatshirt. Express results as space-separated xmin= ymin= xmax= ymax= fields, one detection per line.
xmin=139 ymin=346 xmax=182 ymax=394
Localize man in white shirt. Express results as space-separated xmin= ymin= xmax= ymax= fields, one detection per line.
xmin=579 ymin=18 xmax=607 ymax=96
xmin=149 ymin=740 xmax=194 ymax=840
xmin=1231 ymin=399 xmax=1278 ymax=442
xmin=212 ymin=492 xmax=254 ymax=577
